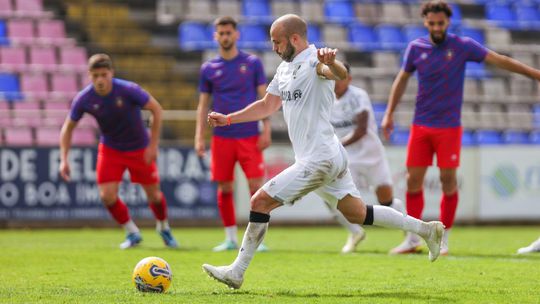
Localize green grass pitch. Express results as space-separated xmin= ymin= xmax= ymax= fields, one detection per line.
xmin=0 ymin=226 xmax=539 ymax=303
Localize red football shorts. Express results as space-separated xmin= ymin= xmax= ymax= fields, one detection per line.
xmin=96 ymin=143 xmax=160 ymax=185
xmin=406 ymin=124 xmax=463 ymax=168
xmin=210 ymin=135 xmax=265 ymax=182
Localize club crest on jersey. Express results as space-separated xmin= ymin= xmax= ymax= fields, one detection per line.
xmin=116 ymin=97 xmax=123 ymax=107
xmin=446 ymin=49 xmax=454 ymax=61
xmin=421 ymin=52 xmax=428 ymax=60
xmin=239 ymin=64 xmax=247 ymax=73
xmin=214 ymin=70 xmax=222 ymax=77
xmin=92 ymin=103 xmax=100 ymax=110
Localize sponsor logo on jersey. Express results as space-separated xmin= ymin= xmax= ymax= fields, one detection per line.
xmin=446 ymin=49 xmax=454 ymax=61
xmin=421 ymin=52 xmax=428 ymax=60
xmin=116 ymin=97 xmax=123 ymax=107
xmin=280 ymin=89 xmax=303 ymax=102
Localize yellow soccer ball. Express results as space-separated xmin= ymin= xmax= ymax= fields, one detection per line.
xmin=132 ymin=257 xmax=172 ymax=293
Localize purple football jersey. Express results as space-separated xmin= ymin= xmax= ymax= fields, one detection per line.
xmin=70 ymin=78 xmax=150 ymax=151
xmin=199 ymin=51 xmax=266 ymax=138
xmin=402 ymin=33 xmax=488 ymax=127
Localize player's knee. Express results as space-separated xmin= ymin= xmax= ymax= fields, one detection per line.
xmin=99 ymin=191 xmax=117 ymax=205
xmin=439 ymin=172 xmax=456 ymax=186
xmin=406 ymin=174 xmax=423 ymax=190
xmin=147 ymin=191 xmax=162 ymax=203
xmin=218 ymin=182 xmax=234 ymax=193
xmin=249 ymin=190 xmax=273 ymax=213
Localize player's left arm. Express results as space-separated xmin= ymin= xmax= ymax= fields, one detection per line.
xmin=142 ymin=96 xmax=162 ymax=164
xmin=484 ymin=50 xmax=540 ymax=81
xmin=257 ymin=84 xmax=272 ymax=151
xmin=341 ymin=110 xmax=368 ymax=147
xmin=316 ymin=48 xmax=347 ymax=80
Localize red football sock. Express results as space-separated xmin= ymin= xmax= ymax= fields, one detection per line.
xmin=440 ymin=191 xmax=458 ymax=229
xmin=218 ymin=190 xmax=236 ymax=227
xmin=106 ymin=198 xmax=130 ymax=225
xmin=149 ymin=194 xmax=167 ymax=221
xmin=406 ymin=190 xmax=424 ymax=220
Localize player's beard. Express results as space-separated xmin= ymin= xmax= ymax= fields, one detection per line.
xmin=277 ymin=40 xmax=296 ymax=62
xmin=430 ymin=31 xmax=447 ymax=45
xmin=220 ymin=40 xmax=233 ymax=51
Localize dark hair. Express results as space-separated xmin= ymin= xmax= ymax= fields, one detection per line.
xmin=421 ymin=1 xmax=453 ymax=18
xmin=214 ymin=16 xmax=237 ymax=29
xmin=343 ymin=62 xmax=351 ymax=74
xmin=88 ymin=53 xmax=112 ymax=70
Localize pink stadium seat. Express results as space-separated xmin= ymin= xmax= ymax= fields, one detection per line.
xmin=59 ymin=47 xmax=87 ymax=72
xmin=20 ymin=73 xmax=49 ymax=100
xmin=4 ymin=127 xmax=33 ymax=146
xmin=0 ymin=47 xmax=27 ymax=72
xmin=12 ymin=101 xmax=42 ymax=127
xmin=35 ymin=127 xmax=59 ymax=146
xmin=29 ymin=46 xmax=58 ymax=72
xmin=7 ymin=19 xmax=35 ymax=45
xmin=43 ymin=101 xmax=69 ymax=127
xmin=36 ymin=19 xmax=75 ymax=46
xmin=0 ymin=101 xmax=11 ymax=127
xmin=72 ymin=127 xmax=97 ymax=146
xmin=14 ymin=0 xmax=52 ymax=18
xmin=0 ymin=0 xmax=14 ymax=18
xmin=50 ymin=73 xmax=79 ymax=100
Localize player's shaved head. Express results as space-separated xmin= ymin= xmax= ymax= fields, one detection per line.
xmin=271 ymin=14 xmax=307 ymax=40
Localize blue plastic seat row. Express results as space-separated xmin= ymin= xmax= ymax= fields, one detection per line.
xmin=0 ymin=20 xmax=10 ymax=46
xmin=486 ymin=2 xmax=540 ymax=30
xmin=179 ymin=22 xmax=270 ymax=51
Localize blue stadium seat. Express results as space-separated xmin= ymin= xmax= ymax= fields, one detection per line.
xmin=462 ymin=130 xmax=476 ymax=146
xmin=389 ymin=129 xmax=410 ymax=146
xmin=486 ymin=3 xmax=519 ymax=29
xmin=178 ymin=22 xmax=214 ymax=51
xmin=529 ymin=130 xmax=540 ymax=144
xmin=0 ymin=73 xmax=22 ymax=101
xmin=460 ymin=26 xmax=485 ymax=45
xmin=237 ymin=24 xmax=269 ymax=50
xmin=376 ymin=24 xmax=406 ymax=50
xmin=403 ymin=25 xmax=428 ymax=42
xmin=503 ymin=130 xmax=530 ymax=144
xmin=324 ymin=1 xmax=355 ymax=24
xmin=514 ymin=3 xmax=540 ymax=29
xmin=475 ymin=130 xmax=503 ymax=145
xmin=450 ymin=3 xmax=462 ymax=25
xmin=0 ymin=20 xmax=8 ymax=45
xmin=533 ymin=104 xmax=540 ymax=128
xmin=307 ymin=25 xmax=322 ymax=47
xmin=242 ymin=0 xmax=272 ymax=23
xmin=348 ymin=23 xmax=379 ymax=51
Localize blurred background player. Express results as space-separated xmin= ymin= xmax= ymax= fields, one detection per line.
xmin=382 ymin=0 xmax=540 ymax=256
xmin=195 ymin=16 xmax=271 ymax=252
xmin=59 ymin=53 xmax=178 ymax=249
xmin=517 ymin=237 xmax=540 ymax=254
xmin=329 ymin=62 xmax=405 ymax=253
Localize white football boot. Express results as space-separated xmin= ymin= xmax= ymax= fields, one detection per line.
xmin=202 ymin=264 xmax=244 ymax=289
xmin=420 ymin=221 xmax=444 ymax=262
xmin=341 ymin=228 xmax=366 ymax=254
xmin=517 ymin=237 xmax=540 ymax=254
xmin=390 ymin=232 xmax=423 ymax=255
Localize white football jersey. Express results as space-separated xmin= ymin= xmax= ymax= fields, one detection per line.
xmin=267 ymin=45 xmax=341 ymax=162
xmin=330 ymin=85 xmax=386 ymax=166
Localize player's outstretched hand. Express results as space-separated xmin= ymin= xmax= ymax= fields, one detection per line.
xmin=59 ymin=161 xmax=71 ymax=182
xmin=144 ymin=145 xmax=158 ymax=164
xmin=381 ymin=113 xmax=394 ymax=141
xmin=317 ymin=47 xmax=338 ymax=66
xmin=207 ymin=112 xmax=228 ymax=127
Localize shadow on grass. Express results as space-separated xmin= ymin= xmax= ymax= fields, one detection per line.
xmin=212 ymin=289 xmax=454 ymax=302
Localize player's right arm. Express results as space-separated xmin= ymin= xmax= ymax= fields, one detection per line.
xmin=195 ymin=92 xmax=211 ymax=157
xmin=208 ymin=93 xmax=281 ymax=127
xmin=382 ymin=70 xmax=411 ymax=140
xmin=59 ymin=118 xmax=78 ymax=182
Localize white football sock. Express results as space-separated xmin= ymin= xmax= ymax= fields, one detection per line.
xmin=390 ymin=198 xmax=406 ymax=215
xmin=123 ymin=220 xmax=139 ymax=234
xmin=225 ymin=225 xmax=238 ymax=243
xmin=156 ymin=220 xmax=170 ymax=231
xmin=231 ymin=222 xmax=268 ymax=273
xmin=372 ymin=205 xmax=428 ymax=236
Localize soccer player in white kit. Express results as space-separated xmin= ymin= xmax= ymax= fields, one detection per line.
xmin=329 ymin=63 xmax=406 ymax=253
xmin=202 ymin=14 xmax=444 ymax=290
